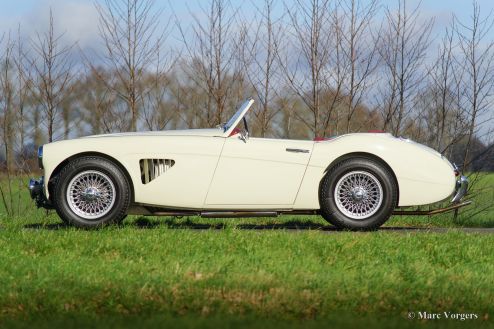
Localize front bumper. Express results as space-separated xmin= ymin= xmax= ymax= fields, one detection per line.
xmin=28 ymin=177 xmax=52 ymax=209
xmin=451 ymin=175 xmax=468 ymax=203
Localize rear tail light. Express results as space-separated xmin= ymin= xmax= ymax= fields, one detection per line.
xmin=453 ymin=163 xmax=460 ymax=176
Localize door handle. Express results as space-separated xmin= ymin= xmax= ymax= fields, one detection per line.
xmin=286 ymin=148 xmax=310 ymax=154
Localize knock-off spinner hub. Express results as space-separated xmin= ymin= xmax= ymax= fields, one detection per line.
xmin=351 ymin=187 xmax=367 ymax=202
xmin=82 ymin=187 xmax=101 ymax=201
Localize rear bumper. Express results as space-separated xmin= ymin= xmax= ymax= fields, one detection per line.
xmin=28 ymin=177 xmax=52 ymax=209
xmin=451 ymin=176 xmax=468 ymax=204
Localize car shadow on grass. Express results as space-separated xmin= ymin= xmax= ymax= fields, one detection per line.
xmin=23 ymin=223 xmax=68 ymax=230
xmin=124 ymin=217 xmax=494 ymax=232
xmin=126 ymin=217 xmax=434 ymax=231
xmin=23 ymin=217 xmax=438 ymax=232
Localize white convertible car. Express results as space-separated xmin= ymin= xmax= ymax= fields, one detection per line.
xmin=29 ymin=99 xmax=469 ymax=230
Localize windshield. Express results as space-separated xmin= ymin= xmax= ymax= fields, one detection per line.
xmin=223 ymin=99 xmax=254 ymax=132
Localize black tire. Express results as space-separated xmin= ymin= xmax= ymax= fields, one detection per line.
xmin=319 ymin=157 xmax=398 ymax=231
xmin=53 ymin=156 xmax=131 ymax=228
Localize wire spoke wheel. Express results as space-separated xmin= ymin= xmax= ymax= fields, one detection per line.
xmin=66 ymin=170 xmax=116 ymax=220
xmin=334 ymin=170 xmax=383 ymax=220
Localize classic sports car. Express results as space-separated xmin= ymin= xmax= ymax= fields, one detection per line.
xmin=29 ymin=99 xmax=469 ymax=230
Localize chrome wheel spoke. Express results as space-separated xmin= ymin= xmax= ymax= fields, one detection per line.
xmin=334 ymin=171 xmax=384 ymax=220
xmin=66 ymin=170 xmax=116 ymax=220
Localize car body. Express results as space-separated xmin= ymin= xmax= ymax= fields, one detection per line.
xmin=29 ymin=99 xmax=469 ymax=229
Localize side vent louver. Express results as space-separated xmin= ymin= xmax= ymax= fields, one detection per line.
xmin=140 ymin=159 xmax=175 ymax=184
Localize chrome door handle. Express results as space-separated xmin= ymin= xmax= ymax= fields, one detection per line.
xmin=286 ymin=148 xmax=310 ymax=154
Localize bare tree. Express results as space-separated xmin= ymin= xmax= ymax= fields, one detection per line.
xmin=77 ymin=66 xmax=128 ymax=134
xmin=141 ymin=67 xmax=175 ymax=131
xmin=416 ymin=26 xmax=469 ymax=153
xmin=95 ymin=0 xmax=170 ymax=131
xmin=281 ymin=0 xmax=333 ymax=138
xmin=454 ymin=2 xmax=494 ymax=171
xmin=30 ymin=9 xmax=74 ymax=143
xmin=167 ymin=64 xmax=204 ymax=129
xmin=428 ymin=28 xmax=457 ymax=150
xmin=13 ymin=26 xmax=32 ymax=159
xmin=336 ymin=0 xmax=380 ymax=133
xmin=0 ymin=34 xmax=16 ymax=174
xmin=0 ymin=32 xmax=31 ymax=217
xmin=376 ymin=0 xmax=433 ymax=135
xmin=178 ymin=0 xmax=243 ymax=127
xmin=240 ymin=0 xmax=283 ymax=137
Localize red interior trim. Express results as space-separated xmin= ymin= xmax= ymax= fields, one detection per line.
xmin=229 ymin=127 xmax=240 ymax=137
xmin=313 ymin=136 xmax=335 ymax=142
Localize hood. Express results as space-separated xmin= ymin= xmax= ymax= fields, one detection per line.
xmin=82 ymin=128 xmax=224 ymax=139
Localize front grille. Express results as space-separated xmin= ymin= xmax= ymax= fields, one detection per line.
xmin=140 ymin=159 xmax=175 ymax=184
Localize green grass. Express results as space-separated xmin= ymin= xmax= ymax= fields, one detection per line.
xmin=1 ymin=217 xmax=493 ymax=328
xmin=0 ymin=173 xmax=493 ymax=328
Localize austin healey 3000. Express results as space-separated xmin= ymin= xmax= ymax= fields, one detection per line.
xmin=29 ymin=99 xmax=469 ymax=230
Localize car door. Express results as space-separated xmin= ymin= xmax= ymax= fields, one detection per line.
xmin=205 ymin=136 xmax=314 ymax=207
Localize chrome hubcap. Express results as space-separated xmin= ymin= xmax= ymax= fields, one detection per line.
xmin=334 ymin=171 xmax=383 ymax=219
xmin=82 ymin=187 xmax=100 ymax=201
xmin=66 ymin=170 xmax=116 ymax=219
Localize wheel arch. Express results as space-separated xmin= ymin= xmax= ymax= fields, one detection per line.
xmin=320 ymin=152 xmax=400 ymax=206
xmin=47 ymin=152 xmax=135 ymax=203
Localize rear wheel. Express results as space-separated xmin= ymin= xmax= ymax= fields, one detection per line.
xmin=53 ymin=157 xmax=131 ymax=228
xmin=319 ymin=157 xmax=397 ymax=230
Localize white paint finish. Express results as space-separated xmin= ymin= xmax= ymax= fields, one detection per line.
xmin=292 ymin=166 xmax=325 ymax=209
xmin=395 ymin=177 xmax=454 ymax=206
xmin=293 ymin=133 xmax=456 ymax=207
xmin=133 ymin=152 xmax=221 ymax=208
xmin=41 ymin=128 xmax=457 ymax=211
xmin=205 ymin=136 xmax=313 ymax=206
xmin=43 ymin=135 xmax=225 ymax=208
xmin=83 ymin=128 xmax=224 ymax=139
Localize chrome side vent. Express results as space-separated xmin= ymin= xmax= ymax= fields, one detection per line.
xmin=140 ymin=159 xmax=175 ymax=184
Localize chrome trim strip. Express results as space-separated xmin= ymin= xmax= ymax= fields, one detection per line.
xmin=451 ymin=176 xmax=469 ymax=203
xmin=393 ymin=200 xmax=471 ymax=216
xmin=286 ymin=148 xmax=310 ymax=153
xmin=201 ymin=211 xmax=279 ymax=218
xmin=28 ymin=176 xmax=52 ymax=209
xmin=37 ymin=146 xmax=43 ymax=169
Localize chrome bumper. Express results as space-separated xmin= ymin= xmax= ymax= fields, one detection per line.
xmin=451 ymin=176 xmax=468 ymax=204
xmin=28 ymin=177 xmax=52 ymax=209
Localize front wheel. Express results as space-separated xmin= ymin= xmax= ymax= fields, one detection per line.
xmin=319 ymin=157 xmax=398 ymax=230
xmin=53 ymin=157 xmax=131 ymax=228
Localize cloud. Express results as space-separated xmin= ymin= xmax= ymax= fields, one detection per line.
xmin=1 ymin=0 xmax=100 ymax=52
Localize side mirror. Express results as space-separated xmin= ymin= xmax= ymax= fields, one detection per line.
xmin=239 ymin=129 xmax=249 ymax=143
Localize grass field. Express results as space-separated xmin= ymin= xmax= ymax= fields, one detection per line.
xmin=0 ymin=173 xmax=493 ymax=328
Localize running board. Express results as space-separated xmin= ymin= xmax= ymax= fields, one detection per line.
xmin=200 ymin=210 xmax=319 ymax=218
xmin=201 ymin=211 xmax=279 ymax=218
xmin=137 ymin=206 xmax=319 ymax=218
xmin=392 ymin=201 xmax=472 ymax=216
xmin=136 ymin=203 xmax=471 ymax=218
